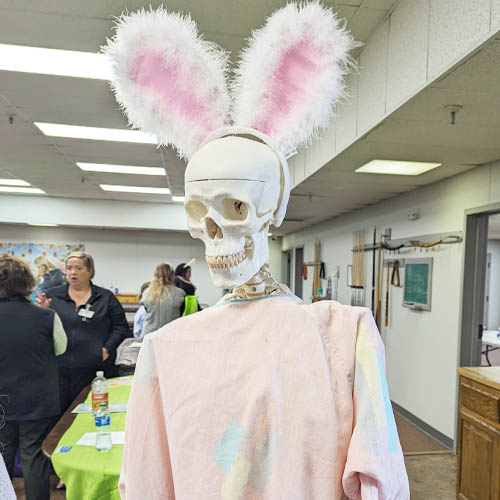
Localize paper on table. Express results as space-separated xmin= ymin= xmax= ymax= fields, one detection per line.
xmin=76 ymin=432 xmax=125 ymax=446
xmin=72 ymin=403 xmax=127 ymax=414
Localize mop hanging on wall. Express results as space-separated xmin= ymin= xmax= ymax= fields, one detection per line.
xmin=351 ymin=229 xmax=365 ymax=306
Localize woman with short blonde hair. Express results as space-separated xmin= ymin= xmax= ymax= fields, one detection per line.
xmin=36 ymin=251 xmax=130 ymax=412
xmin=141 ymin=263 xmax=185 ymax=336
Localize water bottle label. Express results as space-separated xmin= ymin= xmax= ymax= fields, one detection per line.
xmin=95 ymin=415 xmax=111 ymax=427
xmin=92 ymin=393 xmax=108 ymax=413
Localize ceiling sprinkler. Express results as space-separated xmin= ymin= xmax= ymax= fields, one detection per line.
xmin=445 ymin=104 xmax=463 ymax=125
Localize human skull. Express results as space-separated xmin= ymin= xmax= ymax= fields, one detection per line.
xmin=185 ymin=134 xmax=285 ymax=288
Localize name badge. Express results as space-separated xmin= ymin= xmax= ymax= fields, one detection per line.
xmin=78 ymin=308 xmax=95 ymax=319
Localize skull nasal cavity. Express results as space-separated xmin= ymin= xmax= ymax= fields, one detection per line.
xmin=205 ymin=217 xmax=223 ymax=240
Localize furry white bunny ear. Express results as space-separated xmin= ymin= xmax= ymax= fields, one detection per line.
xmin=103 ymin=8 xmax=231 ymax=160
xmin=232 ymin=2 xmax=356 ymax=155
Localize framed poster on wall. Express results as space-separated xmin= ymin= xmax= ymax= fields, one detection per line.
xmin=403 ymin=258 xmax=433 ymax=311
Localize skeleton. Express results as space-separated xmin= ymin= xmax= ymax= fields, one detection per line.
xmin=184 ymin=128 xmax=291 ymax=297
xmin=104 ymin=3 xmax=355 ymax=298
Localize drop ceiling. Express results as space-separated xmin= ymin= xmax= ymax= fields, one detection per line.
xmin=0 ymin=0 xmax=399 ymax=208
xmin=282 ymin=37 xmax=500 ymax=234
xmin=8 ymin=0 xmax=498 ymax=234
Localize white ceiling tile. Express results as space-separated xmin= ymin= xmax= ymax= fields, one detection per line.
xmin=357 ymin=19 xmax=389 ymax=134
xmin=386 ymin=0 xmax=429 ymax=112
xmin=428 ymin=0 xmax=491 ymax=79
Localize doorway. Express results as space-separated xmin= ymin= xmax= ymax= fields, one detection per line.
xmin=282 ymin=250 xmax=292 ymax=289
xmin=294 ymin=247 xmax=304 ymax=299
xmin=460 ymin=203 xmax=500 ymax=367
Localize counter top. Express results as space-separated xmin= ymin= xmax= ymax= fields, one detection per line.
xmin=457 ymin=366 xmax=500 ymax=392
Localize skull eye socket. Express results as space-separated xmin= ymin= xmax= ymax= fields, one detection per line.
xmin=186 ymin=200 xmax=208 ymax=223
xmin=221 ymin=198 xmax=248 ymax=221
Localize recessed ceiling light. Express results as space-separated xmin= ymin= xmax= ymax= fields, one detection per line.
xmin=0 ymin=186 xmax=45 ymax=194
xmin=34 ymin=122 xmax=157 ymax=144
xmin=0 ymin=43 xmax=110 ymax=80
xmin=77 ymin=163 xmax=165 ymax=176
xmin=172 ymin=195 xmax=185 ymax=202
xmin=356 ymin=160 xmax=442 ymax=176
xmin=28 ymin=223 xmax=59 ymax=227
xmin=0 ymin=178 xmax=30 ymax=186
xmin=100 ymin=184 xmax=171 ymax=194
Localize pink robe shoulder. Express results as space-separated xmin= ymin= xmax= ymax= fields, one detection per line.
xmin=120 ymin=295 xmax=409 ymax=500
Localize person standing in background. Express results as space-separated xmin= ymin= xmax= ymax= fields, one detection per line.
xmin=133 ymin=281 xmax=150 ymax=338
xmin=175 ymin=261 xmax=202 ymax=312
xmin=36 ymin=251 xmax=131 ymax=412
xmin=141 ymin=263 xmax=185 ymax=336
xmin=0 ymin=254 xmax=67 ymax=500
xmin=34 ymin=256 xmax=64 ymax=293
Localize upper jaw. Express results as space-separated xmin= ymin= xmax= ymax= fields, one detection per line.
xmin=205 ymin=239 xmax=254 ymax=271
xmin=206 ymin=249 xmax=246 ymax=270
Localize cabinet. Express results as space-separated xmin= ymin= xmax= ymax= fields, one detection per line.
xmin=457 ymin=367 xmax=500 ymax=500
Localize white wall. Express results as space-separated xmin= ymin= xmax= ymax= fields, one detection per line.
xmin=283 ymin=160 xmax=500 ymax=440
xmin=268 ymin=236 xmax=283 ymax=284
xmin=487 ymin=239 xmax=500 ymax=330
xmin=0 ymin=225 xmax=223 ymax=307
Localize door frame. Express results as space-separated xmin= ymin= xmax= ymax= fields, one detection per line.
xmin=294 ymin=246 xmax=304 ymax=299
xmin=459 ymin=201 xmax=500 ymax=367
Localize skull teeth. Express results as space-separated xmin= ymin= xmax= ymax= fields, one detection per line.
xmin=206 ymin=250 xmax=246 ymax=270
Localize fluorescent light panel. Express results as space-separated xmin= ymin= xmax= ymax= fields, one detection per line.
xmin=28 ymin=223 xmax=59 ymax=227
xmin=356 ymin=160 xmax=442 ymax=176
xmin=100 ymin=184 xmax=171 ymax=194
xmin=0 ymin=178 xmax=30 ymax=186
xmin=77 ymin=163 xmax=165 ymax=176
xmin=0 ymin=43 xmax=111 ymax=80
xmin=34 ymin=122 xmax=157 ymax=144
xmin=0 ymin=186 xmax=45 ymax=194
xmin=172 ymin=196 xmax=185 ymax=202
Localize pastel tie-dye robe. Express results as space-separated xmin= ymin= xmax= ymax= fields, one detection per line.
xmin=119 ymin=295 xmax=409 ymax=499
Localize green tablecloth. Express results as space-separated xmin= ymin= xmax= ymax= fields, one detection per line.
xmin=51 ymin=377 xmax=132 ymax=500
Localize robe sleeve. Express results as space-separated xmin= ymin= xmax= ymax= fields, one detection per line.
xmin=342 ymin=309 xmax=410 ymax=500
xmin=119 ymin=333 xmax=175 ymax=499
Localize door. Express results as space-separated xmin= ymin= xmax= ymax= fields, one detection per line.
xmin=282 ymin=250 xmax=292 ymax=289
xmin=484 ymin=253 xmax=491 ymax=328
xmin=457 ymin=415 xmax=500 ymax=499
xmin=460 ymin=213 xmax=489 ymax=366
xmin=294 ymin=247 xmax=304 ymax=299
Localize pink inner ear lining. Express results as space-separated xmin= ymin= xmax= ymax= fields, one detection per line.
xmin=253 ymin=38 xmax=321 ymax=137
xmin=130 ymin=51 xmax=216 ymax=135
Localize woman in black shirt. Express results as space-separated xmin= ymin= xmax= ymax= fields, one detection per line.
xmin=36 ymin=251 xmax=131 ymax=412
xmin=174 ymin=262 xmax=203 ymax=313
xmin=174 ymin=262 xmax=196 ymax=296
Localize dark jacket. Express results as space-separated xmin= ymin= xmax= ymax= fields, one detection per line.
xmin=46 ymin=283 xmax=131 ymax=374
xmin=174 ymin=277 xmax=196 ymax=296
xmin=0 ymin=298 xmax=60 ymax=420
xmin=39 ymin=268 xmax=64 ymax=292
xmin=174 ymin=277 xmax=202 ymax=311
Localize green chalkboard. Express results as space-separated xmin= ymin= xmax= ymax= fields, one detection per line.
xmin=403 ymin=258 xmax=432 ymax=311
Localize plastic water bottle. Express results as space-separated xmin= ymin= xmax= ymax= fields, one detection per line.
xmin=91 ymin=371 xmax=108 ymax=416
xmin=95 ymin=403 xmax=112 ymax=452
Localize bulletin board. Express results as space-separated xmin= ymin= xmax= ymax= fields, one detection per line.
xmin=0 ymin=242 xmax=84 ymax=281
xmin=403 ymin=258 xmax=433 ymax=311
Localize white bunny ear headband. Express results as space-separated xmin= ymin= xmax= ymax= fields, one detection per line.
xmin=103 ymin=2 xmax=356 ymax=219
